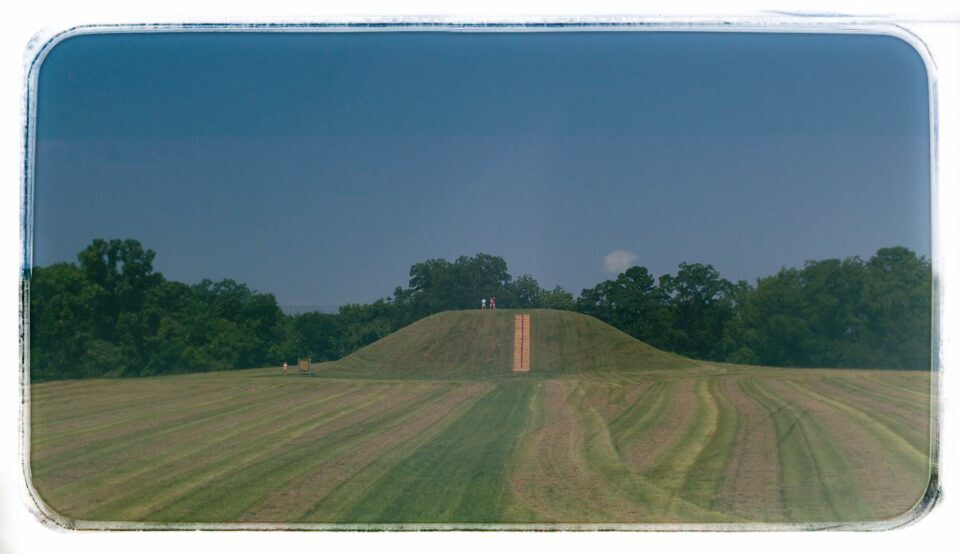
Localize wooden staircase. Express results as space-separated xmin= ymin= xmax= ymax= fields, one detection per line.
xmin=513 ymin=314 xmax=531 ymax=372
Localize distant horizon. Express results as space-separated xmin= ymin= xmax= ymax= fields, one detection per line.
xmin=33 ymin=31 xmax=931 ymax=307
xmin=34 ymin=238 xmax=928 ymax=314
xmin=280 ymin=303 xmax=341 ymax=315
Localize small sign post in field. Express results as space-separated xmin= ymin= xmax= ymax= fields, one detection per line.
xmin=298 ymin=358 xmax=313 ymax=376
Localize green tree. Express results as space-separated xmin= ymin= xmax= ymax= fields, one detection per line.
xmin=726 ymin=249 xmax=930 ymax=369
xmin=861 ymin=247 xmax=931 ymax=369
xmin=282 ymin=311 xmax=345 ymax=362
xmin=577 ymin=266 xmax=672 ymax=350
xmin=730 ymin=267 xmax=812 ymax=366
xmin=338 ymin=300 xmax=399 ymax=353
xmin=29 ymin=263 xmax=102 ymax=379
xmin=508 ymin=274 xmax=543 ymax=309
xmin=31 ymin=239 xmax=287 ymax=379
xmin=407 ymin=253 xmax=511 ymax=315
xmin=29 ymin=240 xmax=932 ymax=379
xmin=77 ymin=239 xmax=162 ymax=334
xmin=659 ymin=263 xmax=736 ymax=361
xmin=539 ymin=286 xmax=575 ymax=311
xmin=190 ymin=279 xmax=284 ymax=370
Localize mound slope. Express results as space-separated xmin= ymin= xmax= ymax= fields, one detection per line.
xmin=325 ymin=309 xmax=698 ymax=378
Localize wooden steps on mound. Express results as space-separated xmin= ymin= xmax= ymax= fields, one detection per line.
xmin=513 ymin=313 xmax=531 ymax=372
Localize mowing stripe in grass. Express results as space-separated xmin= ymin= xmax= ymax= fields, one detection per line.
xmin=644 ymin=380 xmax=720 ymax=507
xmin=341 ymin=382 xmax=534 ymax=523
xmin=96 ymin=383 xmax=438 ymax=521
xmin=504 ymin=379 xmax=641 ymax=522
xmin=30 ymin=380 xmax=296 ymax=440
xmin=31 ymin=387 xmax=308 ymax=457
xmin=593 ymin=381 xmax=656 ymax=424
xmin=30 ymin=380 xmax=252 ymax=429
xmin=506 ymin=379 xmax=641 ymax=522
xmin=607 ymin=381 xmax=668 ymax=445
xmin=863 ymin=374 xmax=932 ymax=400
xmin=739 ymin=378 xmax=825 ymax=522
xmin=714 ymin=377 xmax=784 ymax=520
xmin=42 ymin=386 xmax=377 ymax=519
xmin=679 ymin=378 xmax=739 ymax=511
xmin=782 ymin=379 xmax=928 ymax=471
xmin=612 ymin=381 xmax=682 ymax=473
xmin=802 ymin=377 xmax=930 ymax=454
xmin=823 ymin=375 xmax=929 ymax=411
xmin=569 ymin=381 xmax=733 ymax=523
xmin=30 ymin=371 xmax=291 ymax=418
xmin=746 ymin=378 xmax=860 ymax=522
xmin=39 ymin=382 xmax=371 ymax=515
xmin=142 ymin=383 xmax=456 ymax=522
xmin=192 ymin=383 xmax=485 ymax=522
xmin=617 ymin=379 xmax=695 ymax=479
xmin=29 ymin=363 xmax=934 ymax=525
xmin=292 ymin=383 xmax=495 ymax=523
xmin=31 ymin=381 xmax=320 ymax=480
xmin=31 ymin=380 xmax=340 ymax=468
xmin=31 ymin=380 xmax=278 ymax=448
xmin=776 ymin=379 xmax=931 ymax=517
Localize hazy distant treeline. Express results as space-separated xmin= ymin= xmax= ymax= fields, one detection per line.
xmin=28 ymin=239 xmax=931 ymax=380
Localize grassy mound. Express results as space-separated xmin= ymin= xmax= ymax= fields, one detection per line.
xmin=325 ymin=309 xmax=698 ymax=378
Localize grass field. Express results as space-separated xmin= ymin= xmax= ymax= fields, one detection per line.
xmin=29 ymin=310 xmax=933 ymax=526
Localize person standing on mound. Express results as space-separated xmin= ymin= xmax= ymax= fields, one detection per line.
xmin=481 ymin=297 xmax=487 ymax=310
xmin=490 ymin=297 xmax=496 ymax=309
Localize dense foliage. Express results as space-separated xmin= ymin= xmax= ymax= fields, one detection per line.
xmin=578 ymin=247 xmax=931 ymax=370
xmin=29 ymin=240 xmax=285 ymax=380
xmin=28 ymin=239 xmax=931 ymax=380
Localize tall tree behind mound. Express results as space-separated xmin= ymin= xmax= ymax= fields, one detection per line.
xmin=405 ymin=254 xmax=512 ymax=317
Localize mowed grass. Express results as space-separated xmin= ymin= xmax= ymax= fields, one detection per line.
xmin=29 ymin=311 xmax=934 ymax=526
xmin=326 ymin=309 xmax=696 ymax=379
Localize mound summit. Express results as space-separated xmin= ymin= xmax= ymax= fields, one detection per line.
xmin=324 ymin=309 xmax=698 ymax=378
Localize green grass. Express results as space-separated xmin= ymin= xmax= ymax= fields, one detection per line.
xmin=339 ymin=382 xmax=534 ymax=523
xmin=325 ymin=309 xmax=698 ymax=379
xmin=29 ymin=310 xmax=934 ymax=526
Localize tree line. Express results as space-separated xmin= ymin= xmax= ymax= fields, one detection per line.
xmin=28 ymin=239 xmax=931 ymax=380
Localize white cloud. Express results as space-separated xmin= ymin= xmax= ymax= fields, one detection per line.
xmin=604 ymin=250 xmax=638 ymax=275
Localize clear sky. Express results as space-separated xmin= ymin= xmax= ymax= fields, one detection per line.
xmin=32 ymin=31 xmax=931 ymax=309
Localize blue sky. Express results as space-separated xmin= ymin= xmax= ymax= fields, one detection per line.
xmin=33 ymin=31 xmax=931 ymax=308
